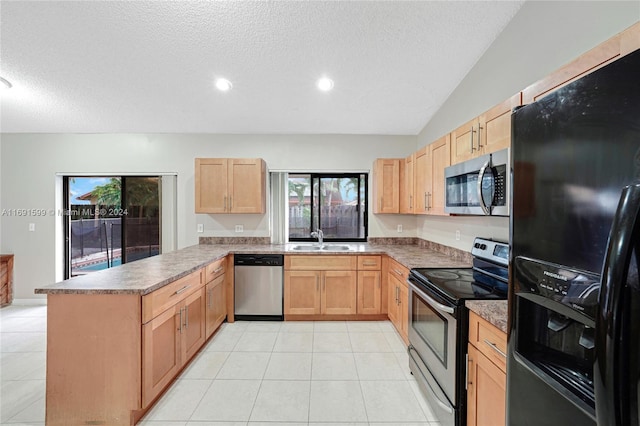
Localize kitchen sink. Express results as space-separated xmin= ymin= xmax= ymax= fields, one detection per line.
xmin=290 ymin=244 xmax=352 ymax=251
xmin=322 ymin=245 xmax=351 ymax=251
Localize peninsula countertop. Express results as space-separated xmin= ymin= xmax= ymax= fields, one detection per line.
xmin=35 ymin=243 xmax=472 ymax=296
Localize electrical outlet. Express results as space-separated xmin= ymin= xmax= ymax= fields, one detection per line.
xmin=397 ymin=224 xmax=403 ymax=233
xmin=28 ymin=223 xmax=35 ymax=232
xmin=197 ymin=224 xmax=204 ymax=233
xmin=455 ymin=230 xmax=461 ymax=241
xmin=235 ymin=225 xmax=244 ymax=233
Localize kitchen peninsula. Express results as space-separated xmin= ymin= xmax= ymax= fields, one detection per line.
xmin=36 ymin=241 xmax=477 ymax=425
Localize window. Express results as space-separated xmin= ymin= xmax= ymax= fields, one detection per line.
xmin=288 ymin=173 xmax=368 ymax=242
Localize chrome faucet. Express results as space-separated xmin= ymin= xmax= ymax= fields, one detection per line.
xmin=311 ymin=229 xmax=324 ymax=246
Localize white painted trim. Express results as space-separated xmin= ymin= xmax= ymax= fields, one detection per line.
xmin=11 ymin=298 xmax=47 ymax=306
xmin=55 ymin=172 xmax=178 ymax=176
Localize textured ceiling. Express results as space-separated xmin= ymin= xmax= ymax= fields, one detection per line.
xmin=0 ymin=1 xmax=524 ymax=134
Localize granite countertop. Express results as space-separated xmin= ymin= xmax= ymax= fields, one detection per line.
xmin=466 ymin=300 xmax=508 ymax=334
xmin=35 ymin=242 xmax=472 ymax=295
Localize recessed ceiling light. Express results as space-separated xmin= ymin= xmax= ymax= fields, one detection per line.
xmin=0 ymin=77 xmax=12 ymax=90
xmin=317 ymin=77 xmax=334 ymax=92
xmin=215 ymin=78 xmax=232 ymax=92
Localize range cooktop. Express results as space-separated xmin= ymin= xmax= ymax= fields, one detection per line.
xmin=409 ymin=237 xmax=509 ymax=305
xmin=409 ymin=267 xmax=507 ymax=304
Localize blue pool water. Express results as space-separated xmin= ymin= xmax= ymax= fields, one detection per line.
xmin=77 ymin=258 xmax=122 ymax=271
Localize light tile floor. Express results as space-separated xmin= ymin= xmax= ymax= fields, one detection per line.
xmin=0 ymin=305 xmax=442 ymax=426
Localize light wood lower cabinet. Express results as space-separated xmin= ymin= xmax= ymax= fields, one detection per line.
xmin=284 ymin=255 xmax=382 ymax=318
xmin=205 ymin=257 xmax=227 ymax=338
xmin=142 ymin=304 xmax=181 ymax=407
xmin=205 ymin=274 xmax=227 ymax=338
xmin=284 ymin=269 xmax=357 ymax=315
xmin=357 ymin=270 xmax=381 ymax=314
xmin=142 ymin=282 xmax=206 ymax=407
xmin=467 ymin=311 xmax=507 ymax=426
xmin=284 ymin=270 xmax=322 ymax=315
xmin=45 ymin=259 xmax=228 ymax=426
xmin=387 ymin=258 xmax=409 ymax=343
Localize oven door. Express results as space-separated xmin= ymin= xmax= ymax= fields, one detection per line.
xmin=408 ymin=279 xmax=458 ymax=405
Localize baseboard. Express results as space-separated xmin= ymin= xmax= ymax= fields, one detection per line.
xmin=11 ymin=298 xmax=48 ymax=306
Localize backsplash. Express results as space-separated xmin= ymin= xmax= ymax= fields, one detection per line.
xmin=416 ymin=238 xmax=473 ymax=263
xmin=199 ymin=237 xmax=271 ymax=245
xmin=367 ymin=237 xmax=418 ymax=245
xmin=369 ymin=237 xmax=473 ymax=263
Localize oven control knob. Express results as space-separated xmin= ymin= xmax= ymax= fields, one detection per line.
xmin=480 ymin=244 xmax=487 ymax=250
xmin=474 ymin=243 xmax=481 ymax=248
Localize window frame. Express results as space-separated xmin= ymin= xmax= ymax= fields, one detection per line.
xmin=288 ymin=172 xmax=368 ymax=243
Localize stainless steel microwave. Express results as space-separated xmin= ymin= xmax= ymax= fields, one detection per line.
xmin=444 ymin=148 xmax=510 ymax=216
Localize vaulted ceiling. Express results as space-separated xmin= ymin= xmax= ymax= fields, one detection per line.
xmin=0 ymin=1 xmax=524 ymax=134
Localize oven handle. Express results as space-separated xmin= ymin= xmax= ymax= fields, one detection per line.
xmin=477 ymin=158 xmax=491 ymax=215
xmin=409 ymin=280 xmax=455 ymax=315
xmin=409 ymin=345 xmax=454 ymax=414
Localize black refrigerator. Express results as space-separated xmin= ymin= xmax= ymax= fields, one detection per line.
xmin=508 ymin=48 xmax=640 ymax=425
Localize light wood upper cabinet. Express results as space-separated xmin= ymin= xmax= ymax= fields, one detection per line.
xmin=467 ymin=311 xmax=507 ymax=426
xmin=413 ymin=135 xmax=450 ymax=216
xmin=450 ymin=94 xmax=521 ymax=166
xmin=451 ymin=117 xmax=481 ymax=165
xmin=480 ymin=93 xmax=522 ymax=155
xmin=400 ymin=154 xmax=415 ymax=214
xmin=373 ymin=159 xmax=400 ymax=214
xmin=428 ymin=135 xmax=451 ymax=215
xmin=523 ymin=22 xmax=640 ymax=104
xmin=195 ymin=158 xmax=266 ymax=214
xmin=414 ymin=146 xmax=429 ymax=215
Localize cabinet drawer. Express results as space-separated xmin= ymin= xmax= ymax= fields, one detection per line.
xmin=142 ymin=269 xmax=204 ymax=324
xmin=285 ymin=255 xmax=357 ymax=271
xmin=469 ymin=311 xmax=507 ymax=372
xmin=387 ymin=257 xmax=409 ymax=282
xmin=357 ymin=255 xmax=381 ymax=270
xmin=205 ymin=257 xmax=226 ymax=282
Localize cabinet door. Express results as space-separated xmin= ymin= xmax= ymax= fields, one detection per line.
xmin=373 ymin=159 xmax=400 ymax=214
xmin=387 ymin=276 xmax=400 ymax=327
xmin=322 ymin=271 xmax=357 ymax=315
xmin=467 ymin=344 xmax=506 ymax=426
xmin=414 ymin=147 xmax=429 ymax=215
xmin=400 ymin=154 xmax=415 ymax=214
xmin=428 ymin=134 xmax=451 ymax=216
xmin=480 ymin=94 xmax=521 ymax=155
xmin=142 ymin=305 xmax=181 ymax=407
xmin=206 ymin=274 xmax=226 ymax=338
xmin=228 ymin=158 xmax=265 ymax=213
xmin=398 ymin=282 xmax=409 ymax=340
xmin=284 ymin=271 xmax=321 ymax=315
xmin=357 ymin=271 xmax=381 ymax=314
xmin=195 ymin=158 xmax=228 ymax=213
xmin=183 ymin=288 xmax=206 ymax=363
xmin=451 ymin=117 xmax=481 ymax=165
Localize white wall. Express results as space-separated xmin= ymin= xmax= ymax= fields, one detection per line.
xmin=416 ymin=1 xmax=639 ymax=250
xmin=0 ymin=133 xmax=416 ymax=299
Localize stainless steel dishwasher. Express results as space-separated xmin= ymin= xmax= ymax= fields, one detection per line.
xmin=234 ymin=254 xmax=284 ymax=321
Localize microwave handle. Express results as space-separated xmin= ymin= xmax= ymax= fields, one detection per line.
xmin=477 ymin=159 xmax=491 ymax=215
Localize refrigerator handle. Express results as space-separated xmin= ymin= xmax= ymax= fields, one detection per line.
xmin=595 ymin=183 xmax=640 ymax=426
xmin=477 ymin=158 xmax=491 ymax=215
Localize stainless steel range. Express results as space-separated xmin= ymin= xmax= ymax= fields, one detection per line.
xmin=407 ymin=237 xmax=508 ymax=426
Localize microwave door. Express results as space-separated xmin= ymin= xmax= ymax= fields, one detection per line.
xmin=477 ymin=159 xmax=492 ymax=215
